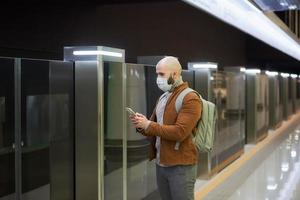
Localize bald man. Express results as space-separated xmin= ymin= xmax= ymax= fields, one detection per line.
xmin=130 ymin=56 xmax=202 ymax=200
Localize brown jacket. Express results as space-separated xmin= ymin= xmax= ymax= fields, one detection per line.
xmin=144 ymin=82 xmax=202 ymax=166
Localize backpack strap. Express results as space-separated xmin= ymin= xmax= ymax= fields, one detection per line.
xmin=174 ymin=87 xmax=198 ymax=150
xmin=175 ymin=88 xmax=195 ymax=113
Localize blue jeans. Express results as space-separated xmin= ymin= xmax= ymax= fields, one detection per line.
xmin=156 ymin=164 xmax=197 ymax=200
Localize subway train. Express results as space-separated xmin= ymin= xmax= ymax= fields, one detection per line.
xmin=1 ymin=46 xmax=300 ymax=200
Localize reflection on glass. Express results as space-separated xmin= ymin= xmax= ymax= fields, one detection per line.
xmin=289 ymin=78 xmax=292 ymax=100
xmin=48 ymin=61 xmax=74 ymax=200
xmin=213 ymin=71 xmax=245 ymax=174
xmin=0 ymin=58 xmax=15 ymax=199
xmin=256 ymin=74 xmax=269 ymax=137
xmin=269 ymin=76 xmax=282 ymax=129
xmin=126 ymin=64 xmax=158 ymax=200
xmin=291 ymin=78 xmax=298 ymax=114
xmin=21 ymin=60 xmax=74 ymax=200
xmin=104 ymin=61 xmax=124 ymax=200
xmin=297 ymin=80 xmax=300 ymax=99
xmin=297 ymin=79 xmax=300 ymax=112
xmin=48 ymin=94 xmax=73 ymax=200
xmin=194 ymin=69 xmax=245 ymax=178
xmin=245 ymin=73 xmax=269 ymax=143
xmin=22 ymin=94 xmax=71 ymax=199
xmin=21 ymin=60 xmax=50 ymax=198
xmin=26 ymin=95 xmax=50 ymax=147
xmin=280 ymin=77 xmax=290 ymax=120
xmin=0 ymin=96 xmax=15 ymax=199
xmin=49 ymin=94 xmax=69 ymax=140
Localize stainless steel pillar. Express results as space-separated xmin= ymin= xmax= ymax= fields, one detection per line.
xmin=64 ymin=46 xmax=125 ymax=200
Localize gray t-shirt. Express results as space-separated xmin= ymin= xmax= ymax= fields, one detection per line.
xmin=155 ymin=92 xmax=172 ymax=167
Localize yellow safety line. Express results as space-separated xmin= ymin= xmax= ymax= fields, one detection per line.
xmin=195 ymin=112 xmax=300 ymax=200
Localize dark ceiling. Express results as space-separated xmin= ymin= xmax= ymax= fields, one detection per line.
xmin=0 ymin=0 xmax=298 ymax=72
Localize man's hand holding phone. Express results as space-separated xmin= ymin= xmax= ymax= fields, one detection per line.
xmin=126 ymin=107 xmax=138 ymax=126
xmin=126 ymin=107 xmax=150 ymax=130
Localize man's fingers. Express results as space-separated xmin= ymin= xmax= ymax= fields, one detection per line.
xmin=128 ymin=115 xmax=145 ymax=129
xmin=131 ymin=118 xmax=141 ymax=124
xmin=132 ymin=119 xmax=139 ymax=123
xmin=135 ymin=116 xmax=146 ymax=121
xmin=129 ymin=116 xmax=136 ymax=120
xmin=135 ymin=113 xmax=145 ymax=118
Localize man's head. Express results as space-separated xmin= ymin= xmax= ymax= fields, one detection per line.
xmin=156 ymin=56 xmax=182 ymax=83
xmin=156 ymin=56 xmax=182 ymax=92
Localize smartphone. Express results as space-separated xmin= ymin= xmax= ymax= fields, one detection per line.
xmin=125 ymin=107 xmax=136 ymax=115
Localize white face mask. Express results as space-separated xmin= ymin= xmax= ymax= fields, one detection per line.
xmin=156 ymin=76 xmax=172 ymax=92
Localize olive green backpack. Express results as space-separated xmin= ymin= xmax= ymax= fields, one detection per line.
xmin=174 ymin=88 xmax=217 ymax=152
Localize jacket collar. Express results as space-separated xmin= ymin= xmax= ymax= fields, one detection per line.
xmin=164 ymin=82 xmax=189 ymax=109
xmin=173 ymin=82 xmax=189 ymax=94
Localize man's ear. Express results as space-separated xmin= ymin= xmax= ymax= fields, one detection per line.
xmin=173 ymin=72 xmax=178 ymax=79
xmin=167 ymin=73 xmax=175 ymax=84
